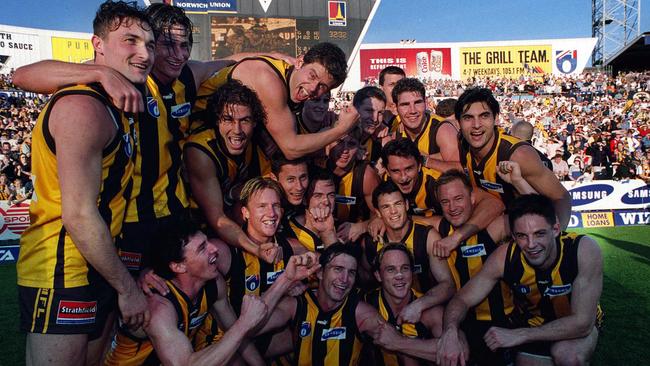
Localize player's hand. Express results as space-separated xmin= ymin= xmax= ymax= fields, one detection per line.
xmin=373 ymin=322 xmax=403 ymax=351
xmin=437 ymin=327 xmax=466 ymax=366
xmin=137 ymin=268 xmax=169 ymax=296
xmin=483 ymin=326 xmax=526 ymax=351
xmin=337 ymin=104 xmax=359 ymax=132
xmin=238 ymin=294 xmax=269 ymax=332
xmin=118 ymin=285 xmax=150 ymax=330
xmin=308 ymin=207 xmax=335 ymax=234
xmin=367 ymin=216 xmax=386 ymax=242
xmin=497 ymin=160 xmax=523 ymax=185
xmin=284 ymin=252 xmax=321 ymax=283
xmin=257 ymin=242 xmax=280 ymax=264
xmin=397 ymin=299 xmax=423 ymax=325
xmin=433 ymin=236 xmax=460 ymax=258
xmin=98 ymin=65 xmax=144 ymax=113
xmin=336 ymin=221 xmax=367 ymax=243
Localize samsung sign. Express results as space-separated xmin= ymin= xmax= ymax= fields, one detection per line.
xmin=569 ymin=184 xmax=614 ymax=206
xmin=621 ymin=185 xmax=650 ymax=205
xmin=173 ymin=0 xmax=236 ymax=13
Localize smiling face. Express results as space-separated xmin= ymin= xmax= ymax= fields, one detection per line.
xmin=329 ymin=134 xmax=360 ymax=171
xmin=217 ymin=103 xmax=255 ymax=155
xmin=386 ymin=155 xmax=420 ymax=195
xmin=180 ymin=231 xmax=220 ymax=281
xmin=459 ymin=101 xmax=497 ymax=157
xmin=358 ymin=96 xmax=386 ymax=135
xmin=376 ymin=191 xmax=409 ymax=231
xmin=308 ymin=179 xmax=336 ymax=212
xmin=93 ymin=18 xmax=155 ymax=84
xmin=302 ymin=92 xmax=331 ymax=123
xmin=318 ymin=253 xmax=358 ymax=304
xmin=396 ymin=91 xmax=426 ymax=135
xmin=242 ymin=188 xmax=283 ymax=242
xmin=289 ymin=60 xmax=336 ymax=103
xmin=512 ymin=214 xmax=560 ymax=269
xmin=276 ymin=162 xmax=309 ymax=206
xmin=437 ymin=179 xmax=475 ymax=228
xmin=376 ymin=249 xmax=413 ymax=300
xmin=152 ymin=24 xmax=191 ymax=85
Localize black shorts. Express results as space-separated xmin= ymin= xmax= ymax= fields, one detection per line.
xmin=116 ymin=215 xmax=178 ymax=274
xmin=461 ymin=319 xmax=513 ymax=366
xmin=19 ymin=276 xmax=116 ymax=339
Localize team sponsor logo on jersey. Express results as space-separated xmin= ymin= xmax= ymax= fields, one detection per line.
xmin=335 ymin=194 xmax=356 ymax=205
xmin=321 ymin=327 xmax=347 ymax=340
xmin=544 ymin=284 xmax=572 ymax=297
xmin=299 ymin=321 xmax=312 ymax=337
xmin=171 ymin=102 xmax=191 ymax=118
xmin=479 ymin=179 xmax=504 ymax=193
xmin=189 ymin=312 xmax=209 ymax=330
xmin=56 ymin=300 xmax=97 ymax=325
xmin=515 ymin=284 xmax=530 ymax=295
xmin=413 ymin=264 xmax=422 ymax=274
xmin=118 ymin=250 xmax=142 ymax=271
xmin=266 ymin=270 xmax=284 ymax=285
xmin=245 ymin=274 xmax=260 ymax=292
xmin=122 ymin=133 xmax=134 ymax=158
xmin=162 ymin=93 xmax=174 ymax=100
xmin=147 ymin=97 xmax=160 ymax=117
xmin=460 ymin=244 xmax=487 ymax=258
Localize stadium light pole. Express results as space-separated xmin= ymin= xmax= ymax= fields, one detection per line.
xmin=592 ymin=0 xmax=641 ymax=67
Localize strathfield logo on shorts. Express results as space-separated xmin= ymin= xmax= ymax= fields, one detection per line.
xmin=321 ymin=327 xmax=347 ymax=340
xmin=266 ymin=270 xmax=284 ymax=285
xmin=460 ymin=244 xmax=486 ymax=258
xmin=299 ymin=321 xmax=311 ymax=337
xmin=171 ymin=102 xmax=191 ymax=118
xmin=246 ymin=274 xmax=260 ymax=292
xmin=56 ymin=300 xmax=97 ymax=325
xmin=119 ymin=250 xmax=142 ymax=271
xmin=479 ymin=179 xmax=504 ymax=193
xmin=544 ymin=284 xmax=572 ymax=297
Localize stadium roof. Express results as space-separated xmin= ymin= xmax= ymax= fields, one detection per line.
xmin=605 ymin=32 xmax=650 ymax=74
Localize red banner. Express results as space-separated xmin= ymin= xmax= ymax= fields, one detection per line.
xmin=360 ymin=48 xmax=452 ymax=83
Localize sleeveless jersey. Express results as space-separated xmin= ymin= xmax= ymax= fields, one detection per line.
xmin=396 ymin=112 xmax=447 ymax=157
xmin=394 ymin=168 xmax=439 ymax=217
xmin=439 ymin=219 xmax=513 ymax=323
xmin=460 ymin=128 xmax=529 ymax=206
xmin=104 ymin=279 xmax=216 ymax=365
xmin=503 ymin=232 xmax=604 ymax=328
xmin=184 ymin=123 xmax=270 ymax=209
xmin=360 ymin=133 xmax=384 ymax=165
xmin=364 ymin=221 xmax=434 ymax=293
xmin=292 ymin=289 xmax=363 ymax=366
xmin=364 ymin=288 xmax=433 ymax=366
xmin=227 ymin=232 xmax=294 ymax=314
xmin=18 ymin=84 xmax=135 ymax=289
xmin=125 ymin=67 xmax=195 ymax=223
xmin=286 ymin=215 xmax=326 ymax=253
xmin=333 ymin=161 xmax=371 ymax=223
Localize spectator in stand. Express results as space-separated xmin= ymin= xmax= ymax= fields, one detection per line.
xmin=552 ymin=151 xmax=569 ymax=181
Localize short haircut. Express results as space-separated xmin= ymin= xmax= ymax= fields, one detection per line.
xmin=373 ymin=243 xmax=414 ymax=272
xmin=511 ymin=120 xmax=534 ymax=141
xmin=434 ymin=169 xmax=472 ymax=198
xmin=381 ymin=137 xmax=422 ymax=166
xmin=353 ymin=86 xmax=386 ymax=109
xmin=319 ymin=243 xmax=361 ymax=268
xmin=93 ymin=0 xmax=150 ymax=39
xmin=205 ymin=79 xmax=266 ymax=127
xmin=270 ymin=154 xmax=308 ymax=176
xmin=455 ymin=88 xmax=500 ymax=122
xmin=436 ymin=98 xmax=457 ymax=118
xmin=239 ymin=177 xmax=283 ymax=207
xmin=151 ymin=215 xmax=202 ymax=280
xmin=507 ymin=194 xmax=557 ymax=231
xmin=372 ymin=180 xmax=404 ymax=211
xmin=379 ymin=66 xmax=406 ymax=86
xmin=305 ymin=167 xmax=335 ymax=203
xmin=145 ymin=3 xmax=193 ymax=46
xmin=303 ymin=42 xmax=348 ymax=87
xmin=391 ymin=78 xmax=425 ymax=106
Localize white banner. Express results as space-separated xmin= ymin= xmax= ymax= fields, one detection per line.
xmin=0 ymin=29 xmax=40 ymax=73
xmin=561 ymin=179 xmax=650 ymax=211
xmin=0 ymin=200 xmax=30 ymax=241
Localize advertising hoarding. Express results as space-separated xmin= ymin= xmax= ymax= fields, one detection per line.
xmin=359 ymin=47 xmax=452 ymax=84
xmin=171 ymin=0 xmax=237 ymax=14
xmin=51 ymin=37 xmax=93 ymax=64
xmin=459 ymin=45 xmax=552 ymax=79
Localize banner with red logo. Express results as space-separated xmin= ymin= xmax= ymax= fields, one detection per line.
xmin=359 ymin=48 xmax=452 ymax=84
xmin=0 ymin=200 xmax=30 ymax=241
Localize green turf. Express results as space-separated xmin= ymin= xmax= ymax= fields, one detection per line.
xmin=0 ymin=226 xmax=648 ymax=365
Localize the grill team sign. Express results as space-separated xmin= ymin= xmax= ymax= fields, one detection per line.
xmin=459 ymin=45 xmax=552 ymax=79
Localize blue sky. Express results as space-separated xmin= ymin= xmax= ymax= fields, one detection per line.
xmin=0 ymin=0 xmax=648 ymax=43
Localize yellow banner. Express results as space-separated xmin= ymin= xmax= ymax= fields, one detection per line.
xmin=460 ymin=45 xmax=552 ymax=79
xmin=51 ymin=37 xmax=93 ymax=64
xmin=581 ymin=212 xmax=614 ymax=228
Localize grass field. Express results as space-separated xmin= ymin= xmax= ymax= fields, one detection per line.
xmin=0 ymin=226 xmax=648 ymax=365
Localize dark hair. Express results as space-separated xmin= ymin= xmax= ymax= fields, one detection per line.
xmin=507 ymin=194 xmax=557 ymax=231
xmin=303 ymin=42 xmax=348 ymax=87
xmin=381 ymin=137 xmax=422 ymax=166
xmin=372 ymin=180 xmax=404 ymax=211
xmin=93 ymin=0 xmax=150 ymax=39
xmin=434 ymin=169 xmax=472 ymax=198
xmin=454 ymin=88 xmax=500 ymax=122
xmin=353 ymin=86 xmax=386 ymax=109
xmin=205 ymin=79 xmax=266 ymax=127
xmin=373 ymin=243 xmax=414 ymax=272
xmin=270 ymin=154 xmax=308 ymax=176
xmin=436 ymin=98 xmax=457 ymax=118
xmin=145 ymin=3 xmax=193 ymax=46
xmin=305 ymin=167 xmax=335 ymax=203
xmin=151 ymin=215 xmax=202 ymax=280
xmin=391 ymin=78 xmax=425 ymax=106
xmin=319 ymin=243 xmax=361 ymax=267
xmin=379 ymin=66 xmax=406 ymax=86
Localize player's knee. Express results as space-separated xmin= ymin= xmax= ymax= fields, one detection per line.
xmin=551 ymin=347 xmax=587 ymax=366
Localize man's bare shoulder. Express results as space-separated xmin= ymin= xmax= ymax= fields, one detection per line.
xmin=231 ymin=60 xmax=287 ymax=98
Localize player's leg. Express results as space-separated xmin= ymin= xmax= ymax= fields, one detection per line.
xmin=27 ymin=333 xmax=88 ymax=366
xmin=550 ymin=326 xmax=599 ymax=366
